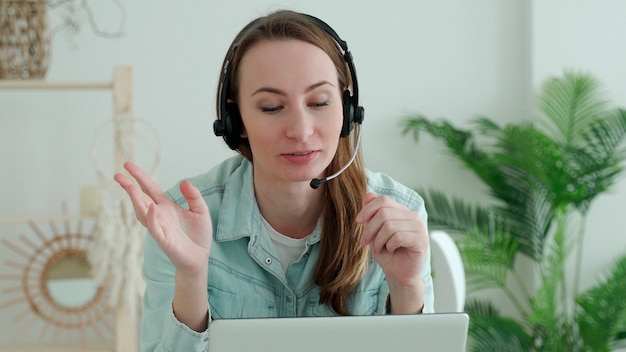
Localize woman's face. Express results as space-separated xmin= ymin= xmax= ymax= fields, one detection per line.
xmin=236 ymin=39 xmax=344 ymax=189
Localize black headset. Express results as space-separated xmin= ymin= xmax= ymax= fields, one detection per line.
xmin=213 ymin=13 xmax=365 ymax=150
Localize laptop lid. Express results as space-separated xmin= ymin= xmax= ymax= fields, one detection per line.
xmin=209 ymin=313 xmax=469 ymax=352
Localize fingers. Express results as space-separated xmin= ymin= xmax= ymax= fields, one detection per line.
xmin=363 ymin=192 xmax=377 ymax=205
xmin=146 ymin=203 xmax=164 ymax=241
xmin=122 ymin=162 xmax=168 ymax=203
xmin=356 ymin=192 xmax=384 ymax=224
xmin=180 ymin=180 xmax=209 ymax=215
xmin=357 ymin=193 xmax=426 ymax=254
xmin=145 ymin=203 xmax=177 ymax=254
xmin=367 ymin=219 xmax=421 ymax=255
xmin=114 ymin=162 xmax=170 ymax=226
xmin=114 ymin=171 xmax=152 ymax=224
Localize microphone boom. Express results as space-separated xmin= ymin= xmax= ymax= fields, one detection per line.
xmin=309 ymin=125 xmax=362 ymax=189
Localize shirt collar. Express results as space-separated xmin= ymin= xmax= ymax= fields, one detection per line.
xmin=214 ymin=158 xmax=261 ymax=242
xmin=214 ymin=158 xmax=322 ymax=246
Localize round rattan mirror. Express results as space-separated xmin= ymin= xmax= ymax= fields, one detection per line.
xmin=0 ymin=205 xmax=114 ymax=347
xmin=45 ymin=251 xmax=99 ymax=308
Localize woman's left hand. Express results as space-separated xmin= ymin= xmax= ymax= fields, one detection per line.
xmin=356 ymin=192 xmax=429 ymax=290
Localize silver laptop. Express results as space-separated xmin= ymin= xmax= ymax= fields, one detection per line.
xmin=209 ymin=313 xmax=469 ymax=352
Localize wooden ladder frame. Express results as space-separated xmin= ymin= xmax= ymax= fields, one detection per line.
xmin=0 ymin=66 xmax=138 ymax=352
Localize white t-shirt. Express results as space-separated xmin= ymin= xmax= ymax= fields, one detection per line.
xmin=261 ymin=217 xmax=311 ymax=273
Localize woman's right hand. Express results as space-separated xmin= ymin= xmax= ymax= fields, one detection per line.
xmin=114 ymin=162 xmax=212 ymax=276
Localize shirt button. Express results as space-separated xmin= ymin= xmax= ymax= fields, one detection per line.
xmin=265 ymin=257 xmax=272 ymax=265
xmin=286 ymin=296 xmax=293 ymax=302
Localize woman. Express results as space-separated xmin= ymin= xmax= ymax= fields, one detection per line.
xmin=115 ymin=10 xmax=434 ymax=352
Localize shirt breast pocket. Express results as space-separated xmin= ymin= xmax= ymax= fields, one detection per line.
xmin=208 ymin=286 xmax=277 ymax=319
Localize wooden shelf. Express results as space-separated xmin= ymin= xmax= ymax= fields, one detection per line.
xmin=0 ymin=213 xmax=96 ymax=224
xmin=0 ymin=80 xmax=113 ymax=90
xmin=1 ymin=344 xmax=114 ymax=352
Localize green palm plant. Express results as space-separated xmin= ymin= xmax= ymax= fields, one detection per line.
xmin=402 ymin=71 xmax=626 ymax=352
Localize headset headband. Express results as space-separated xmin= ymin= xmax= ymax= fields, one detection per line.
xmin=214 ymin=12 xmax=364 ymax=150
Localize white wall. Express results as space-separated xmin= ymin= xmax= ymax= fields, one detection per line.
xmin=1 ymin=0 xmax=625 ymax=347
xmin=1 ymin=0 xmax=533 ymax=215
xmin=531 ymin=0 xmax=626 ymax=294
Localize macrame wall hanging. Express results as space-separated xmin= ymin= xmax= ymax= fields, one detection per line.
xmin=87 ymin=113 xmax=161 ymax=321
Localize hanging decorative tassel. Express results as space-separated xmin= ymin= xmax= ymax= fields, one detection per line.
xmin=87 ymin=114 xmax=160 ymax=319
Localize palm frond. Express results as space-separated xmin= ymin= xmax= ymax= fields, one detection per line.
xmin=559 ymin=145 xmax=624 ymax=212
xmin=492 ymin=174 xmax=554 ymax=262
xmin=401 ymin=115 xmax=506 ymax=190
xmin=461 ymin=227 xmax=519 ymax=291
xmin=538 ymin=108 xmax=626 ymax=213
xmin=579 ymin=108 xmax=626 ymax=160
xmin=438 ymin=122 xmax=558 ymax=261
xmin=490 ymin=124 xmax=564 ymax=208
xmin=471 ymin=115 xmax=503 ymax=135
xmin=564 ymin=108 xmax=626 ymax=212
xmin=536 ymin=73 xmax=626 ymax=214
xmin=484 ymin=124 xmax=549 ymax=205
xmin=465 ymin=300 xmax=533 ymax=352
xmin=538 ymin=70 xmax=610 ymax=148
xmin=416 ymin=188 xmax=493 ymax=234
xmin=576 ymin=254 xmax=626 ymax=351
xmin=401 ymin=114 xmax=475 ymax=156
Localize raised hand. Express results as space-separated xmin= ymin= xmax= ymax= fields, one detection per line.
xmin=114 ymin=162 xmax=213 ymax=275
xmin=356 ymin=192 xmax=428 ymax=311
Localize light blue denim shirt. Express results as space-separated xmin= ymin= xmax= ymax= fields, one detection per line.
xmin=140 ymin=155 xmax=434 ymax=352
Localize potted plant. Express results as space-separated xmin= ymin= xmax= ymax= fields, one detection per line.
xmin=402 ymin=71 xmax=626 ymax=351
xmin=0 ymin=0 xmax=125 ymax=79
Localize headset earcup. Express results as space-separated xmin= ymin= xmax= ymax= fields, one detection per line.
xmin=341 ymin=90 xmax=355 ymax=137
xmin=213 ymin=118 xmax=227 ymax=137
xmin=217 ymin=103 xmax=242 ymax=150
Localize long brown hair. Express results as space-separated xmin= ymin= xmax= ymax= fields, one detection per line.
xmin=215 ymin=10 xmax=369 ymax=315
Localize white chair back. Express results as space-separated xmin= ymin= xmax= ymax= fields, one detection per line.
xmin=429 ymin=230 xmax=466 ymax=312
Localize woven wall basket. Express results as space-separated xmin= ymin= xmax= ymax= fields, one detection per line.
xmin=0 ymin=0 xmax=50 ymax=79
